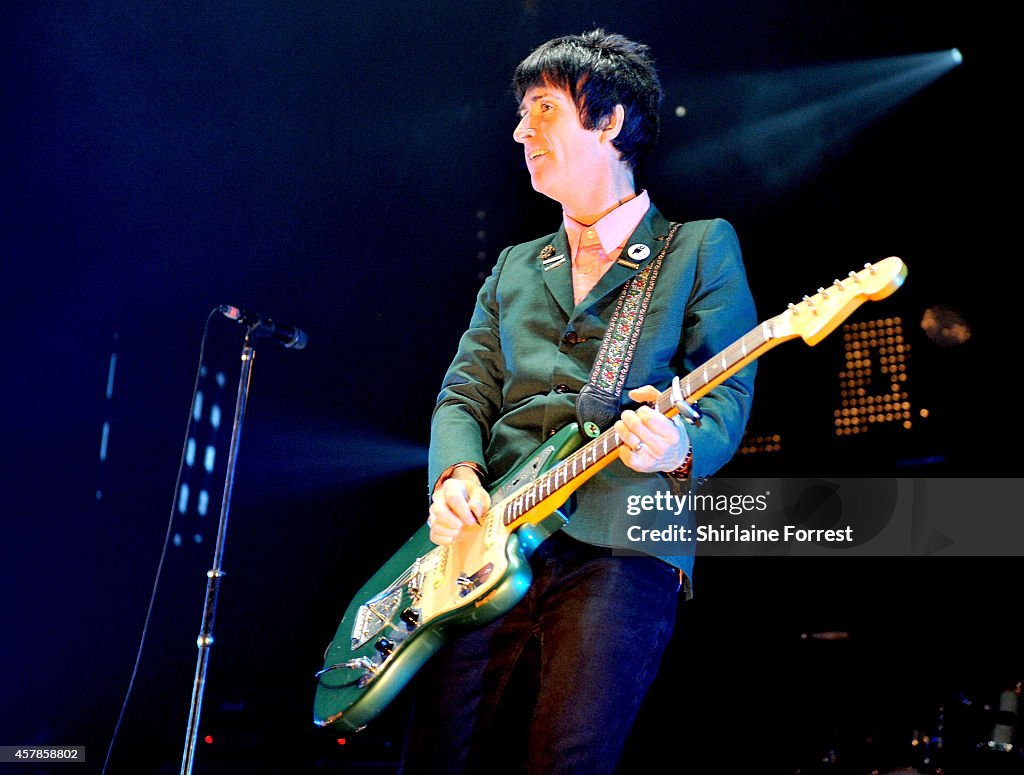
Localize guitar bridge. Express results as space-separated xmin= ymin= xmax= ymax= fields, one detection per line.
xmin=351 ymin=587 xmax=403 ymax=650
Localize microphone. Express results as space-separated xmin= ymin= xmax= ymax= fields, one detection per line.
xmin=219 ymin=305 xmax=308 ymax=350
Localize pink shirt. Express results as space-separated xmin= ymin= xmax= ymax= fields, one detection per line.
xmin=563 ymin=190 xmax=651 ymax=305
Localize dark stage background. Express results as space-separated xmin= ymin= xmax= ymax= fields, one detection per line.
xmin=1 ymin=2 xmax=1018 ymax=774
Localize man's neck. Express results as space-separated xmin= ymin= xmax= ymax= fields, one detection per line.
xmin=561 ymin=167 xmax=636 ymax=226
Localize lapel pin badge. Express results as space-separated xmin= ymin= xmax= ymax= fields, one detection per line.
xmin=626 ymin=243 xmax=651 ymax=261
xmin=540 ymin=244 xmax=565 ymax=271
xmin=543 ymin=256 xmax=566 ymax=271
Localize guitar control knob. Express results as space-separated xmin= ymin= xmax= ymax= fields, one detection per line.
xmin=374 ymin=637 xmax=395 ymax=656
xmin=400 ymin=608 xmax=421 ymax=628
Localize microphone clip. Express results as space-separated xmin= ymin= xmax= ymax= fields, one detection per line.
xmin=218 ymin=305 xmax=308 ymax=350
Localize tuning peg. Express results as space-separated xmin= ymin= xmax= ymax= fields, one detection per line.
xmin=818 ymin=286 xmax=828 ymax=299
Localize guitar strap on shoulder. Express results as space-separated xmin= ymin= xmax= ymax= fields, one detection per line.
xmin=575 ymin=222 xmax=682 ymax=433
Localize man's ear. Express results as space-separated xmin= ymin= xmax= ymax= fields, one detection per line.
xmin=600 ymin=104 xmax=626 ymax=143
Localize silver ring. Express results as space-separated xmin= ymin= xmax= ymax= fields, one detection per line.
xmin=634 ymin=441 xmax=646 ymax=453
xmin=426 ymin=515 xmax=434 ymax=528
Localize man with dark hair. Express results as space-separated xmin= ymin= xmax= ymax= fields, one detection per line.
xmin=512 ymin=29 xmax=662 ymax=169
xmin=401 ymin=29 xmax=756 ymax=773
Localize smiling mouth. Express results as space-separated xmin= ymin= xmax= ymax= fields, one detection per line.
xmin=528 ymin=149 xmax=549 ymax=160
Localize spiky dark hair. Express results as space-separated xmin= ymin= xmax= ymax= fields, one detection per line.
xmin=513 ymin=29 xmax=663 ymax=169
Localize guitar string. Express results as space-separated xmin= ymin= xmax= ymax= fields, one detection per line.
xmin=358 ymin=280 xmax=857 ymax=613
xmin=493 ymin=262 xmax=904 ymax=527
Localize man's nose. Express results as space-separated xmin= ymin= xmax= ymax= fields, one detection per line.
xmin=513 ymin=116 xmax=535 ymax=143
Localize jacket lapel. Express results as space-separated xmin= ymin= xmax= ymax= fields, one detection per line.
xmin=539 ymin=227 xmax=575 ymax=319
xmin=574 ymin=205 xmax=672 ymax=316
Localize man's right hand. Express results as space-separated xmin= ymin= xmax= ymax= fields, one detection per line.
xmin=428 ymin=468 xmax=491 ymax=545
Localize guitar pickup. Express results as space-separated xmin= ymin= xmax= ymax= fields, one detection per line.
xmin=456 ymin=563 xmax=494 ymax=597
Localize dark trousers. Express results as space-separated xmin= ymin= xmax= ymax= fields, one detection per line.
xmin=399 ymin=531 xmax=681 ymax=775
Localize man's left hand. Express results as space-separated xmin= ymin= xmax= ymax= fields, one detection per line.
xmin=615 ymin=385 xmax=691 ymax=474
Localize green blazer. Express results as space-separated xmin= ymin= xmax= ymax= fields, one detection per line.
xmin=428 ymin=205 xmax=757 ymax=589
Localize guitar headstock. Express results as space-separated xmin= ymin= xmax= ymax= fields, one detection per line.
xmin=769 ymin=256 xmax=908 ymax=345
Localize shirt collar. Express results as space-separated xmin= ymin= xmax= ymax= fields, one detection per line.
xmin=563 ymin=190 xmax=651 ymax=257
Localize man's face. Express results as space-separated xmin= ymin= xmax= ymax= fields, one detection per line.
xmin=513 ymin=84 xmax=611 ymax=206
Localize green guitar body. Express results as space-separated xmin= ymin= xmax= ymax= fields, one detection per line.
xmin=313 ymin=424 xmax=586 ymax=732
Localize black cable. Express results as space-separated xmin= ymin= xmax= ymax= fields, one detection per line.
xmin=101 ymin=306 xmax=221 ymax=775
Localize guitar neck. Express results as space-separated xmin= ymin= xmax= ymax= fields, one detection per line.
xmin=655 ymin=317 xmax=790 ymax=411
xmin=499 ymin=255 xmax=908 ymax=531
xmin=501 ymin=316 xmax=790 ymax=529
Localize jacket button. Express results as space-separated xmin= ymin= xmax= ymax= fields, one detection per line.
xmin=563 ymin=331 xmax=579 ymax=344
xmin=555 ymin=384 xmax=571 ymax=394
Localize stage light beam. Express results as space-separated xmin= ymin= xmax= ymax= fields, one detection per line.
xmin=236 ymin=418 xmax=430 ymax=497
xmin=666 ymin=48 xmax=965 ymax=199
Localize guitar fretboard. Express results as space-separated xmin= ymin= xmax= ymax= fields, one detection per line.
xmin=501 ymin=318 xmax=777 ymax=526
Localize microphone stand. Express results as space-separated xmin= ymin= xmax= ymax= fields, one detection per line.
xmin=180 ymin=331 xmax=256 ymax=775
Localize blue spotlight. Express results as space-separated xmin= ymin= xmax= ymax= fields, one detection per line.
xmin=236 ymin=420 xmax=429 ymax=496
xmin=666 ymin=48 xmax=967 ymax=199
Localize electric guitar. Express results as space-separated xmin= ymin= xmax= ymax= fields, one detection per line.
xmin=313 ymin=256 xmax=908 ymax=732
